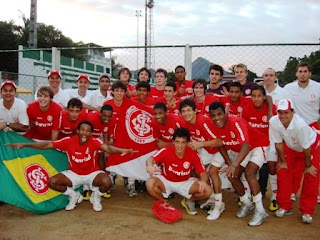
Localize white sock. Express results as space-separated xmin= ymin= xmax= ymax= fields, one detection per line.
xmin=269 ymin=174 xmax=277 ymax=201
xmin=239 ymin=192 xmax=251 ymax=205
xmin=128 ymin=178 xmax=135 ymax=186
xmin=92 ymin=186 xmax=103 ymax=196
xmin=253 ymin=192 xmax=264 ymax=213
xmin=64 ymin=187 xmax=76 ymax=197
xmin=214 ymin=193 xmax=222 ymax=206
xmin=208 ymin=193 xmax=215 ymax=201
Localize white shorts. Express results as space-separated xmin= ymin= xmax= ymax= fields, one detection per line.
xmin=61 ymin=170 xmax=105 ymax=189
xmin=197 ymin=148 xmax=215 ymax=166
xmin=266 ymin=143 xmax=278 ymax=162
xmin=155 ymin=175 xmax=196 ymax=199
xmin=211 ymin=147 xmax=267 ymax=168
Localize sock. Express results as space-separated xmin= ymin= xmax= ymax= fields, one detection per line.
xmin=253 ymin=192 xmax=264 ymax=213
xmin=64 ymin=187 xmax=76 ymax=197
xmin=239 ymin=192 xmax=251 ymax=205
xmin=92 ymin=186 xmax=103 ymax=196
xmin=269 ymin=174 xmax=277 ymax=201
xmin=128 ymin=177 xmax=135 ymax=186
xmin=214 ymin=193 xmax=222 ymax=206
xmin=208 ymin=193 xmax=215 ymax=201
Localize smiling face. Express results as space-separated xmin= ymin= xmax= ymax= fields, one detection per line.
xmin=113 ymin=88 xmax=126 ymax=102
xmin=48 ymin=73 xmax=61 ymax=88
xmin=77 ymin=78 xmax=90 ymax=92
xmin=263 ymin=68 xmax=277 ymax=87
xmin=234 ymin=67 xmax=248 ymax=84
xmin=67 ymin=106 xmax=82 ymax=122
xmin=37 ymin=91 xmax=51 ymax=108
xmin=77 ymin=123 xmax=92 ymax=144
xmin=164 ymin=86 xmax=175 ymax=101
xmin=210 ymin=108 xmax=227 ymax=128
xmin=100 ymin=110 xmax=113 ymax=124
xmin=229 ymin=86 xmax=242 ymax=103
xmin=99 ymin=77 xmax=110 ymax=91
xmin=138 ymin=70 xmax=150 ymax=82
xmin=173 ymin=136 xmax=188 ymax=156
xmin=119 ymin=70 xmax=131 ymax=83
xmin=1 ymin=85 xmax=16 ymax=102
xmin=193 ymin=83 xmax=206 ymax=98
xmin=277 ymin=110 xmax=294 ymax=128
xmin=209 ymin=69 xmax=223 ymax=84
xmin=251 ymin=89 xmax=266 ymax=108
xmin=153 ymin=108 xmax=167 ymax=124
xmin=137 ymin=87 xmax=149 ymax=102
xmin=180 ymin=105 xmax=197 ymax=124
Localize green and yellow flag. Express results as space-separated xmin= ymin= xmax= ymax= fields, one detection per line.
xmin=0 ymin=131 xmax=69 ymax=214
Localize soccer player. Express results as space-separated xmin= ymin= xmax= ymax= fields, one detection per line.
xmin=137 ymin=67 xmax=151 ymax=82
xmin=149 ymin=68 xmax=167 ymax=99
xmin=233 ymin=63 xmax=257 ymax=96
xmin=46 ymin=70 xmax=69 ymax=108
xmin=118 ymin=67 xmax=135 ymax=98
xmin=0 ymin=81 xmax=29 ymax=133
xmin=269 ymin=99 xmax=319 ymax=224
xmin=146 ymin=127 xmax=212 ymax=216
xmin=208 ymin=102 xmax=269 ymax=226
xmin=25 ymin=86 xmax=62 ymax=141
xmin=158 ymin=81 xmax=180 ymax=115
xmin=206 ymin=64 xmax=228 ymax=95
xmin=174 ymin=65 xmax=193 ymax=100
xmin=131 ymin=81 xmax=156 ymax=107
xmin=7 ymin=121 xmax=136 ymax=212
xmin=151 ymin=102 xmax=184 ymax=149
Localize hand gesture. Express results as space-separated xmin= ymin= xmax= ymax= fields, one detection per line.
xmin=121 ymin=149 xmax=138 ymax=156
xmin=5 ymin=143 xmax=24 ymax=150
xmin=305 ymin=165 xmax=317 ymax=177
xmin=219 ymin=165 xmax=236 ymax=178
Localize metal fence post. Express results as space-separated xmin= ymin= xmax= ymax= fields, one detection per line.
xmin=51 ymin=47 xmax=62 ymax=87
xmin=184 ymin=43 xmax=192 ymax=80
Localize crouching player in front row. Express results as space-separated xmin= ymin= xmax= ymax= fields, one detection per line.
xmin=6 ymin=120 xmax=136 ymax=212
xmin=146 ymin=127 xmax=212 ymax=216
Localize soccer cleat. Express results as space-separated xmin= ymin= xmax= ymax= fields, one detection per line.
xmin=248 ymin=210 xmax=268 ymax=226
xmin=290 ymin=193 xmax=296 ymax=202
xmin=269 ymin=199 xmax=279 ymax=212
xmin=302 ymin=214 xmax=312 ymax=224
xmin=317 ymin=196 xmax=320 ymax=204
xmin=275 ymin=208 xmax=293 ymax=218
xmin=181 ymin=198 xmax=198 ymax=215
xmin=236 ymin=202 xmax=254 ymax=218
xmin=65 ymin=191 xmax=83 ymax=211
xmin=90 ymin=191 xmax=102 ymax=212
xmin=82 ymin=190 xmax=91 ymax=201
xmin=126 ymin=184 xmax=138 ymax=197
xmin=207 ymin=202 xmax=225 ymax=220
xmin=102 ymin=192 xmax=111 ymax=199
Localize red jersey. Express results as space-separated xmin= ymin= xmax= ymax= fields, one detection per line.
xmin=87 ymin=111 xmax=116 ymax=139
xmin=219 ymin=96 xmax=251 ymax=118
xmin=149 ymin=87 xmax=164 ymax=99
xmin=157 ymin=97 xmax=181 ymax=115
xmin=153 ymin=145 xmax=205 ymax=182
xmin=151 ymin=114 xmax=184 ymax=142
xmin=180 ymin=114 xmax=218 ymax=154
xmin=194 ymin=95 xmax=220 ymax=116
xmin=25 ymin=101 xmax=62 ymax=140
xmin=59 ymin=109 xmax=88 ymax=139
xmin=212 ymin=116 xmax=269 ymax=152
xmin=176 ymin=80 xmax=194 ymax=100
xmin=131 ymin=96 xmax=157 ymax=108
xmin=52 ymin=136 xmax=103 ymax=175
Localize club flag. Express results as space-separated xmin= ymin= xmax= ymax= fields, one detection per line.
xmin=0 ymin=130 xmax=69 ymax=214
xmin=106 ymin=99 xmax=158 ymax=181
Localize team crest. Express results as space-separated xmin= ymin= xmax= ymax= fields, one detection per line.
xmin=103 ymin=127 xmax=109 ymax=133
xmin=125 ymin=105 xmax=154 ymax=144
xmin=205 ymin=106 xmax=209 ymax=112
xmin=47 ymin=115 xmax=53 ymax=122
xmin=245 ymin=89 xmax=251 ymax=95
xmin=262 ymin=116 xmax=268 ymax=122
xmin=196 ymin=129 xmax=200 ymax=135
xmin=237 ymin=106 xmax=243 ymax=113
xmin=25 ymin=164 xmax=50 ymax=195
xmin=183 ymin=161 xmax=190 ymax=169
xmin=311 ymin=94 xmax=315 ymax=99
xmin=168 ymin=128 xmax=174 ymax=135
xmin=14 ymin=117 xmax=19 ymax=123
xmin=230 ymin=131 xmax=235 ymax=138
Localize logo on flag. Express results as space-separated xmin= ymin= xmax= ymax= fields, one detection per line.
xmin=25 ymin=164 xmax=50 ymax=195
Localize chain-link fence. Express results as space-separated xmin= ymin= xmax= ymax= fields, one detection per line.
xmin=1 ymin=43 xmax=319 ymax=104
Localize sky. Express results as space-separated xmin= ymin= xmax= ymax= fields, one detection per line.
xmin=1 ymin=0 xmax=320 ymax=47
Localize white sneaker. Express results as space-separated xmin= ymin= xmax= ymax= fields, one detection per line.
xmin=126 ymin=184 xmax=137 ymax=197
xmin=65 ymin=191 xmax=83 ymax=211
xmin=290 ymin=193 xmax=296 ymax=202
xmin=236 ymin=202 xmax=254 ymax=218
xmin=275 ymin=208 xmax=293 ymax=218
xmin=90 ymin=191 xmax=102 ymax=212
xmin=207 ymin=202 xmax=225 ymax=220
xmin=317 ymin=196 xmax=320 ymax=204
xmin=248 ymin=210 xmax=268 ymax=226
xmin=200 ymin=199 xmax=215 ymax=209
xmin=302 ymin=214 xmax=312 ymax=224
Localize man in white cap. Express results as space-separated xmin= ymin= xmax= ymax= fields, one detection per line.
xmin=0 ymin=81 xmax=29 ymax=133
xmin=269 ymin=99 xmax=319 ymax=224
xmin=46 ymin=70 xmax=69 ymax=108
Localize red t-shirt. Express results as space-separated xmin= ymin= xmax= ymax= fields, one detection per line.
xmin=53 ymin=136 xmax=103 ymax=175
xmin=180 ymin=114 xmax=218 ymax=154
xmin=149 ymin=87 xmax=164 ymax=99
xmin=176 ymin=80 xmax=194 ymax=100
xmin=87 ymin=111 xmax=116 ymax=139
xmin=25 ymin=101 xmax=62 ymax=140
xmin=131 ymin=96 xmax=157 ymax=108
xmin=151 ymin=114 xmax=184 ymax=142
xmin=219 ymin=96 xmax=251 ymax=118
xmin=153 ymin=145 xmax=205 ymax=182
xmin=59 ymin=109 xmax=88 ymax=139
xmin=194 ymin=95 xmax=220 ymax=116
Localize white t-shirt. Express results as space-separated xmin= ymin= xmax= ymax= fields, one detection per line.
xmin=64 ymin=88 xmax=92 ymax=104
xmin=88 ymin=89 xmax=113 ymax=108
xmin=0 ymin=97 xmax=29 ymax=125
xmin=284 ymin=80 xmax=320 ymax=124
xmin=269 ymin=114 xmax=317 ymax=152
xmin=266 ymin=85 xmax=291 ymax=106
xmin=35 ymin=88 xmax=69 ymax=108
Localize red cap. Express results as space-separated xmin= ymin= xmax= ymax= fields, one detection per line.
xmin=277 ymin=99 xmax=294 ymax=111
xmin=48 ymin=70 xmax=62 ymax=79
xmin=77 ymin=74 xmax=91 ymax=83
xmin=1 ymin=81 xmax=17 ymax=91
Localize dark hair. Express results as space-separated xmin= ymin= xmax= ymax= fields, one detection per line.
xmin=153 ymin=102 xmax=167 ymax=112
xmin=137 ymin=67 xmax=151 ymax=82
xmin=192 ymin=78 xmax=207 ymax=89
xmin=251 ymin=85 xmax=266 ymax=96
xmin=38 ymin=86 xmax=54 ymax=99
xmin=117 ymin=67 xmax=132 ymax=79
xmin=155 ymin=68 xmax=168 ymax=78
xmin=112 ymin=80 xmax=127 ymax=92
xmin=173 ymin=127 xmax=190 ymax=141
xmin=296 ymin=62 xmax=311 ymax=72
xmin=228 ymin=81 xmax=242 ymax=91
xmin=101 ymin=104 xmax=113 ymax=113
xmin=209 ymin=101 xmax=225 ymax=113
xmin=165 ymin=81 xmax=177 ymax=92
xmin=67 ymin=98 xmax=83 ymax=109
xmin=179 ymin=98 xmax=196 ymax=112
xmin=136 ymin=81 xmax=151 ymax=92
xmin=99 ymin=74 xmax=111 ymax=82
xmin=77 ymin=120 xmax=94 ymax=132
xmin=209 ymin=64 xmax=224 ymax=76
xmin=175 ymin=65 xmax=186 ymax=72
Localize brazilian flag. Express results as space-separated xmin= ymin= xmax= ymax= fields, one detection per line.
xmin=0 ymin=131 xmax=69 ymax=214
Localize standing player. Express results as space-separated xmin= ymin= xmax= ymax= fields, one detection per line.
xmin=149 ymin=68 xmax=167 ymax=99
xmin=233 ymin=63 xmax=257 ymax=96
xmin=174 ymin=65 xmax=193 ymax=100
xmin=206 ymin=64 xmax=228 ymax=95
xmin=118 ymin=67 xmax=135 ymax=98
xmin=131 ymin=81 xmax=156 ymax=108
xmin=64 ymin=74 xmax=92 ymax=106
xmin=7 ymin=121 xmax=136 ymax=212
xmin=146 ymin=127 xmax=212 ymax=216
xmin=269 ymin=99 xmax=319 ymax=224
xmin=158 ymin=81 xmax=180 ymax=115
xmin=46 ymin=70 xmax=69 ymax=108
xmin=137 ymin=67 xmax=151 ymax=82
